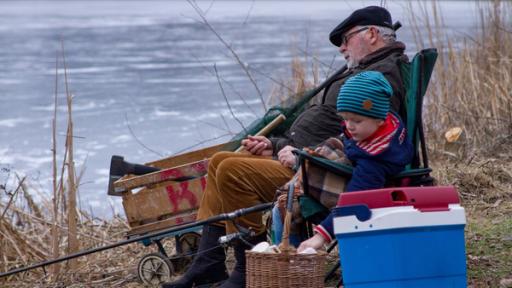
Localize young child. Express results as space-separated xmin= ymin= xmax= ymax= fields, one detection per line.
xmin=295 ymin=71 xmax=414 ymax=252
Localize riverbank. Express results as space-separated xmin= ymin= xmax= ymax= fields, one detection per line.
xmin=1 ymin=153 xmax=510 ymax=287
xmin=1 ymin=1 xmax=511 ymax=287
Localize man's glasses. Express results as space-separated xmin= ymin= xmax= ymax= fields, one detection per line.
xmin=341 ymin=27 xmax=370 ymax=46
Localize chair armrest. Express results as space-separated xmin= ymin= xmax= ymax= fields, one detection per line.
xmin=292 ymin=149 xmax=353 ymax=176
xmin=393 ymin=167 xmax=432 ymax=179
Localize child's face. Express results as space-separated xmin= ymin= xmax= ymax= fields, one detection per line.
xmin=339 ymin=112 xmax=384 ymax=141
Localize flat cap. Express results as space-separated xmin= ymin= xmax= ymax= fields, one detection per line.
xmin=329 ymin=6 xmax=393 ymax=47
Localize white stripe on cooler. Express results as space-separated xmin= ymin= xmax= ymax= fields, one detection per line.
xmin=334 ymin=204 xmax=466 ymax=234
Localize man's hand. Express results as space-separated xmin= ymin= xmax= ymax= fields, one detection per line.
xmin=241 ymin=135 xmax=273 ymax=156
xmin=297 ymin=233 xmax=326 ymax=253
xmin=277 ymin=145 xmax=297 ymax=169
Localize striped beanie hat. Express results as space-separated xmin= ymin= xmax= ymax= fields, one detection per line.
xmin=337 ymin=71 xmax=392 ymax=119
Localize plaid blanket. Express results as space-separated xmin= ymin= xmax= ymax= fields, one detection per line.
xmin=275 ymin=137 xmax=350 ymax=237
xmin=302 ymin=137 xmax=350 ymax=210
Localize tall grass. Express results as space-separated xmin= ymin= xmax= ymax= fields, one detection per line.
xmin=411 ymin=0 xmax=512 ymax=157
xmin=0 ymin=49 xmax=145 ymax=286
xmin=266 ymin=56 xmax=319 ymax=107
xmin=410 ymin=2 xmax=512 ymax=286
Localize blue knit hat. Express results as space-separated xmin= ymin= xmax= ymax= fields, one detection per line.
xmin=337 ymin=71 xmax=392 ymax=119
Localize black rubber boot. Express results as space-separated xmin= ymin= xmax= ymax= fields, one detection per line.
xmin=161 ymin=224 xmax=229 ymax=288
xmin=220 ymin=233 xmax=267 ymax=288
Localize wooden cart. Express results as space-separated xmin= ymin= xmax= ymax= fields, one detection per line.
xmin=107 ymin=111 xmax=287 ymax=285
xmin=110 ymin=141 xmax=238 ymax=285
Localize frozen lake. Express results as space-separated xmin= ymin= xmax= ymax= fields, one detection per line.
xmin=0 ymin=0 xmax=480 ymax=217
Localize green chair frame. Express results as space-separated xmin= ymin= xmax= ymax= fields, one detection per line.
xmin=293 ymin=48 xmax=439 ymax=286
xmin=295 ymin=48 xmax=438 ymax=192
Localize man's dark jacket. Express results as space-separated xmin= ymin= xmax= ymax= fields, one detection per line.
xmin=270 ymin=42 xmax=409 ymax=154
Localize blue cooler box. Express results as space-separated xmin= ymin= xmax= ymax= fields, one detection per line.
xmin=333 ymin=186 xmax=467 ymax=288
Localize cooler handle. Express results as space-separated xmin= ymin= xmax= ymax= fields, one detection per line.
xmin=391 ymin=190 xmax=408 ymax=204
xmin=333 ymin=204 xmax=372 ymax=222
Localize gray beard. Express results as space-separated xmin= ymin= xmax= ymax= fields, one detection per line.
xmin=347 ymin=58 xmax=359 ymax=69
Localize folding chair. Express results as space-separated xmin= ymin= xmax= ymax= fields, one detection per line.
xmin=293 ymin=48 xmax=439 ymax=286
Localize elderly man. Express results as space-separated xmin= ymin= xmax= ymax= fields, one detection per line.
xmin=162 ymin=6 xmax=408 ymax=288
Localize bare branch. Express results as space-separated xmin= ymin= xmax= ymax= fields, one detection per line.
xmin=0 ymin=177 xmax=25 ymax=223
xmin=248 ymin=66 xmax=296 ymax=94
xmin=295 ymin=46 xmax=340 ymax=77
xmin=123 ymin=113 xmax=164 ymax=158
xmin=197 ymin=118 xmax=232 ymax=133
xmin=190 ymin=52 xmax=258 ymax=116
xmin=172 ymin=133 xmax=233 ymax=156
xmin=242 ymin=0 xmax=256 ymax=25
xmin=213 ymin=63 xmax=247 ymax=135
xmin=202 ymin=0 xmax=215 ymax=15
xmin=186 ymin=0 xmax=267 ymax=111
xmin=220 ymin=114 xmax=233 ymax=134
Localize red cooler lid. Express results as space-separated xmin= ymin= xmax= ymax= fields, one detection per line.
xmin=337 ymin=186 xmax=460 ymax=212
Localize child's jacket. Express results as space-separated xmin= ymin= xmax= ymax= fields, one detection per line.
xmin=315 ymin=112 xmax=413 ymax=242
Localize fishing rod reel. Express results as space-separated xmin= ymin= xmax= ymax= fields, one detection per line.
xmin=218 ymin=222 xmax=256 ymax=248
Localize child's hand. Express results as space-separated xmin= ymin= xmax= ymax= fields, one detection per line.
xmin=312 ymin=137 xmax=349 ymax=163
xmin=303 ymin=147 xmax=320 ymax=156
xmin=314 ymin=146 xmax=330 ymax=157
xmin=276 ymin=193 xmax=287 ymax=209
xmin=297 ymin=233 xmax=326 ymax=253
xmin=276 ymin=184 xmax=303 ymax=209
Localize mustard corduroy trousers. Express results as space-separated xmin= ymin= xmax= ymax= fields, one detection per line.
xmin=196 ymin=151 xmax=294 ymax=234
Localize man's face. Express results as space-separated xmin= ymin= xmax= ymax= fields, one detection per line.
xmin=339 ymin=26 xmax=373 ymax=68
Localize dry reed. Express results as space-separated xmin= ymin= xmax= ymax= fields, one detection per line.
xmin=0 ymin=192 xmax=149 ymax=287
xmin=410 ymin=0 xmax=512 ymax=158
xmin=0 ymin=46 xmax=158 ymax=287
xmin=266 ymin=54 xmax=319 ymax=108
xmin=410 ymin=2 xmax=512 ymax=286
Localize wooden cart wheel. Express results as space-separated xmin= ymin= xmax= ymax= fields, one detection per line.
xmin=137 ymin=252 xmax=174 ymax=286
xmin=175 ymin=232 xmax=201 ymax=271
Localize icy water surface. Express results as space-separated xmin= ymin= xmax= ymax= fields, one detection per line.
xmin=0 ymin=1 xmax=479 ymax=216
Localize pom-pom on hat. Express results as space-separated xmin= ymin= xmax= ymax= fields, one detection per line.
xmin=337 ymin=71 xmax=392 ymax=120
xmin=330 ymin=6 xmax=393 ymax=47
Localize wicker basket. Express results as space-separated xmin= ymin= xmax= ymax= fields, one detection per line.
xmin=246 ymin=249 xmax=326 ymax=288
xmin=246 ymin=187 xmax=327 ymax=288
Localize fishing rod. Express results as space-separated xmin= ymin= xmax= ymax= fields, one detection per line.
xmin=0 ymin=202 xmax=273 ymax=278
